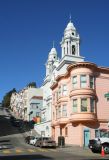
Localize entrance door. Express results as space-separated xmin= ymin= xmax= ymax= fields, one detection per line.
xmin=84 ymin=130 xmax=90 ymax=147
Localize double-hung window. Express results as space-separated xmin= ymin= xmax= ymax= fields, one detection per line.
xmin=58 ymin=106 xmax=61 ymax=118
xmin=90 ymin=76 xmax=94 ymax=89
xmin=56 ymin=108 xmax=58 ymax=119
xmin=80 ymin=75 xmax=87 ymax=88
xmin=62 ymin=84 xmax=67 ymax=96
xmin=81 ymin=98 xmax=87 ymax=112
xmin=62 ymin=105 xmax=67 ymax=117
xmin=36 ymin=112 xmax=40 ymax=117
xmin=72 ymin=76 xmax=77 ymax=88
xmin=58 ymin=86 xmax=61 ymax=98
xmin=72 ymin=99 xmax=77 ymax=112
xmin=90 ymin=97 xmax=95 ymax=112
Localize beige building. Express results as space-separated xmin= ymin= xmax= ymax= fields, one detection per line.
xmin=10 ymin=87 xmax=43 ymax=121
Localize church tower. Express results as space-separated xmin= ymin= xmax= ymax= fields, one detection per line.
xmin=60 ymin=18 xmax=80 ymax=58
xmin=46 ymin=46 xmax=58 ymax=77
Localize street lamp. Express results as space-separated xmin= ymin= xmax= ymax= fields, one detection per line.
xmin=28 ymin=111 xmax=33 ymax=121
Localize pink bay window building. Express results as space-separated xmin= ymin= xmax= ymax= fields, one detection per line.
xmin=51 ymin=62 xmax=109 ymax=147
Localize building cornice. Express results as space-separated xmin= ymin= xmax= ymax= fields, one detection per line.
xmin=51 ymin=62 xmax=109 ymax=90
xmin=56 ymin=55 xmax=84 ymax=71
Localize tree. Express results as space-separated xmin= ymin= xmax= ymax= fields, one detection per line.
xmin=27 ymin=82 xmax=37 ymax=88
xmin=2 ymin=88 xmax=16 ymax=108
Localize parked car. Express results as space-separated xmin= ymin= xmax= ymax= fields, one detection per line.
xmin=29 ymin=136 xmax=39 ymax=145
xmin=88 ymin=139 xmax=101 ymax=153
xmin=89 ymin=130 xmax=109 ymax=154
xmin=10 ymin=116 xmax=16 ymax=122
xmin=35 ymin=137 xmax=56 ymax=148
xmin=11 ymin=119 xmax=21 ymax=127
xmin=25 ymin=136 xmax=35 ymax=144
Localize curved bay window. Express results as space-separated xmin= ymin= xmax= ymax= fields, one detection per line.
xmin=80 ymin=75 xmax=87 ymax=88
xmin=90 ymin=97 xmax=95 ymax=112
xmin=81 ymin=98 xmax=87 ymax=112
xmin=72 ymin=76 xmax=77 ymax=89
xmin=90 ymin=76 xmax=94 ymax=89
xmin=72 ymin=99 xmax=77 ymax=112
xmin=62 ymin=104 xmax=67 ymax=117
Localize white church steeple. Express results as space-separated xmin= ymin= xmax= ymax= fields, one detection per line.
xmin=46 ymin=44 xmax=58 ymax=76
xmin=60 ymin=18 xmax=80 ymax=58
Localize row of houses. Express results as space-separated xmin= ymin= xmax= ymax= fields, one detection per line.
xmin=10 ymin=87 xmax=43 ymax=121
xmin=10 ymin=19 xmax=109 ymax=147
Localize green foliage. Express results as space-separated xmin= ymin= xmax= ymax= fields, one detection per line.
xmin=2 ymin=88 xmax=16 ymax=108
xmin=27 ymin=82 xmax=37 ymax=88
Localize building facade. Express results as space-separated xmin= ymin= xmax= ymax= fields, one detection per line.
xmin=51 ymin=62 xmax=109 ymax=147
xmin=10 ymin=87 xmax=43 ymax=121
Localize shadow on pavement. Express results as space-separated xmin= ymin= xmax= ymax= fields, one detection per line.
xmin=0 ymin=140 xmax=10 ymax=143
xmin=0 ymin=112 xmax=36 ymax=137
xmin=0 ymin=154 xmax=54 ymax=160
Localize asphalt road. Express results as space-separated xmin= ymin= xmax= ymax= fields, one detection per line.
xmin=0 ymin=107 xmax=109 ymax=160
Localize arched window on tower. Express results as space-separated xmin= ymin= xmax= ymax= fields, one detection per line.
xmin=72 ymin=45 xmax=75 ymax=55
xmin=67 ymin=42 xmax=68 ymax=54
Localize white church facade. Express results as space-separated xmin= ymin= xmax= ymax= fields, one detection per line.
xmin=34 ymin=19 xmax=84 ymax=137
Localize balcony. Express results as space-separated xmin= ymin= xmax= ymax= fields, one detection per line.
xmin=57 ymin=96 xmax=68 ymax=104
xmin=52 ymin=117 xmax=69 ymax=126
xmin=70 ymin=88 xmax=96 ymax=97
xmin=70 ymin=112 xmax=97 ymax=122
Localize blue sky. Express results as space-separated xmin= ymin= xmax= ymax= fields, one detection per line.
xmin=0 ymin=0 xmax=109 ymax=101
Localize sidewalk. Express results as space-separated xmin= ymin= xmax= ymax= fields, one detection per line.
xmin=58 ymin=145 xmax=109 ymax=159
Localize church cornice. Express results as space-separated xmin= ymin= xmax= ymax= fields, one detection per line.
xmin=56 ymin=55 xmax=84 ymax=71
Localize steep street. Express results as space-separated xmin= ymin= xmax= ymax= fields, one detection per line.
xmin=0 ymin=107 xmax=109 ymax=160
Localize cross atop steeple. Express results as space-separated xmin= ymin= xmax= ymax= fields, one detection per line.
xmin=69 ymin=14 xmax=72 ymax=22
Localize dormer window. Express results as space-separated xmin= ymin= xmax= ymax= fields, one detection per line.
xmin=72 ymin=32 xmax=74 ymax=35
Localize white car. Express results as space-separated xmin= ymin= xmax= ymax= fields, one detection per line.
xmin=29 ymin=136 xmax=39 ymax=145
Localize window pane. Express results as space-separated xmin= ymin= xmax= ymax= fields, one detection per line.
xmin=56 ymin=108 xmax=58 ymax=119
xmin=36 ymin=112 xmax=40 ymax=116
xmin=81 ymin=98 xmax=87 ymax=112
xmin=80 ymin=75 xmax=87 ymax=88
xmin=58 ymin=86 xmax=61 ymax=97
xmin=73 ymin=99 xmax=77 ymax=112
xmin=81 ymin=83 xmax=87 ymax=88
xmin=81 ymin=75 xmax=86 ymax=81
xmin=63 ymin=84 xmax=67 ymax=96
xmin=62 ymin=105 xmax=67 ymax=117
xmin=90 ymin=97 xmax=94 ymax=112
xmin=90 ymin=76 xmax=94 ymax=89
xmin=72 ymin=76 xmax=77 ymax=88
xmin=100 ymin=130 xmax=109 ymax=138
xmin=95 ymin=130 xmax=99 ymax=138
xmin=58 ymin=106 xmax=61 ymax=118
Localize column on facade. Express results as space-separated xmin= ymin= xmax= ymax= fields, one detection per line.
xmin=77 ymin=41 xmax=80 ymax=56
xmin=68 ymin=40 xmax=71 ymax=55
xmin=62 ymin=45 xmax=64 ymax=57
xmin=78 ymin=97 xmax=81 ymax=112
